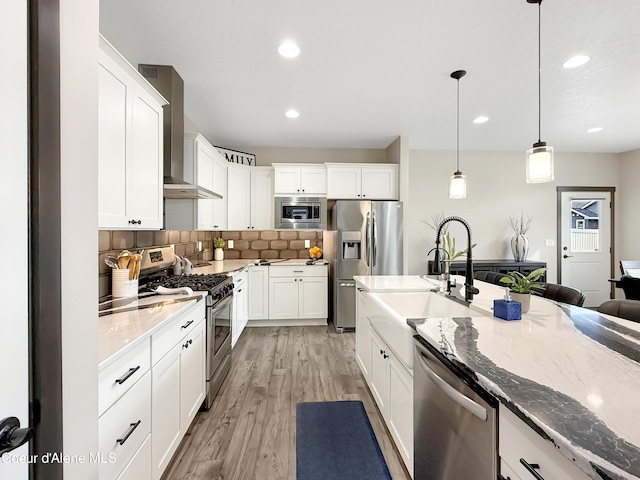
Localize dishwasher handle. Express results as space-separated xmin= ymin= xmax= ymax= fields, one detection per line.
xmin=415 ymin=343 xmax=487 ymax=422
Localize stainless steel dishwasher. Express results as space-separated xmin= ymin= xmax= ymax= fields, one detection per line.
xmin=414 ymin=336 xmax=498 ymax=479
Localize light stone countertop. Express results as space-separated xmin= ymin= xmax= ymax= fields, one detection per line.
xmin=371 ymin=276 xmax=640 ymax=480
xmin=354 ymin=274 xmax=437 ymax=292
xmin=193 ymin=258 xmax=328 ymax=275
xmin=98 ymin=292 xmax=206 ymax=370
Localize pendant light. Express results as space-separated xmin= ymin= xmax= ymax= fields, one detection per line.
xmin=449 ymin=70 xmax=467 ymax=199
xmin=526 ymin=0 xmax=554 ymax=183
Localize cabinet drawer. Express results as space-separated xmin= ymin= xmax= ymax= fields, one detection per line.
xmin=232 ymin=269 xmax=247 ymax=288
xmin=151 ymin=301 xmax=204 ymax=365
xmin=99 ymin=371 xmax=151 ymax=480
xmin=500 ymin=457 xmax=522 ymax=480
xmin=116 ymin=434 xmax=151 ymax=480
xmin=99 ymin=339 xmax=150 ymax=416
xmin=268 ymin=265 xmax=328 ymax=277
xmin=499 ymin=407 xmax=590 ymax=480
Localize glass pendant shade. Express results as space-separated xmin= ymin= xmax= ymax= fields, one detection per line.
xmin=449 ymin=171 xmax=466 ymax=199
xmin=526 ymin=142 xmax=554 ymax=183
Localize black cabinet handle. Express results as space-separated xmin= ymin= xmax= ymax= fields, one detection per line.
xmin=498 ymin=475 xmax=511 ymax=480
xmin=181 ymin=320 xmax=194 ymax=329
xmin=519 ymin=459 xmax=545 ymax=480
xmin=116 ymin=420 xmax=141 ymax=446
xmin=383 ymin=354 xmax=389 ymax=359
xmin=380 ymin=349 xmax=384 ymax=354
xmin=115 ymin=366 xmax=140 ymax=385
xmin=183 ymin=339 xmax=193 ymax=349
xmin=128 ymin=219 xmax=142 ymax=225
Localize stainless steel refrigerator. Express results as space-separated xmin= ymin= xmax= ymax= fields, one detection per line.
xmin=324 ymin=200 xmax=403 ymax=331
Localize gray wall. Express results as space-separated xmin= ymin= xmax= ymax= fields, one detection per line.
xmin=407 ymin=149 xmax=621 ymax=282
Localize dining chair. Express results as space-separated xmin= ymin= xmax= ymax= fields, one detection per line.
xmin=597 ymin=299 xmax=640 ymax=323
xmin=473 ymin=271 xmax=513 ymax=286
xmin=533 ymin=283 xmax=586 ymax=307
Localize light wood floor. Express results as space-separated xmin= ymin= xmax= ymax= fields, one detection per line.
xmin=163 ymin=326 xmax=411 ymax=480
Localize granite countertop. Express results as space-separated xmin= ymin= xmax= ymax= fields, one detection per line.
xmin=407 ymin=277 xmax=640 ymax=480
xmin=98 ymin=292 xmax=205 ymax=369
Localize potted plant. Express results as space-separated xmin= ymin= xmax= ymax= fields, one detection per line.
xmin=499 ymin=267 xmax=547 ymax=313
xmin=213 ymin=237 xmax=225 ymax=261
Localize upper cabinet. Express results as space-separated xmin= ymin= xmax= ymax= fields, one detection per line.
xmin=165 ymin=133 xmax=228 ymax=230
xmin=273 ymin=164 xmax=327 ymax=196
xmin=227 ymin=165 xmax=274 ymax=230
xmin=325 ymin=163 xmax=398 ymax=200
xmin=98 ymin=36 xmax=166 ymax=230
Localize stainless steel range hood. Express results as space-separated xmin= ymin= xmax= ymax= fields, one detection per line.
xmin=138 ymin=64 xmax=222 ymax=200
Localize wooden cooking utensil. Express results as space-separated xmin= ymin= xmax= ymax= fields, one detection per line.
xmin=118 ymin=256 xmax=130 ymax=270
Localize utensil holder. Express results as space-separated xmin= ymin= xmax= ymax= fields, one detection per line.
xmin=112 ymin=269 xmax=138 ymax=298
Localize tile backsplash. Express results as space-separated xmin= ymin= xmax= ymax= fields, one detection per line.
xmin=99 ymin=229 xmax=323 ymax=299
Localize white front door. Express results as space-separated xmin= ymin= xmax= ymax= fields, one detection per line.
xmin=560 ymin=190 xmax=612 ymax=308
xmin=0 ymin=2 xmax=30 ymax=478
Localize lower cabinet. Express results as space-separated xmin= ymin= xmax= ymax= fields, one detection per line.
xmin=150 ymin=301 xmax=206 ymax=480
xmin=116 ymin=435 xmax=152 ymax=480
xmin=248 ymin=266 xmax=269 ymax=320
xmin=355 ymin=287 xmax=371 ymax=380
xmin=98 ymin=371 xmax=151 ymax=480
xmin=232 ymin=270 xmax=248 ymax=347
xmin=368 ymin=326 xmax=413 ymax=476
xmin=268 ymin=265 xmax=328 ymax=324
xmin=499 ymin=406 xmax=590 ymax=480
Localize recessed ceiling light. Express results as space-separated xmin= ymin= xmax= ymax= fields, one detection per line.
xmin=278 ymin=41 xmax=300 ymax=58
xmin=563 ymin=55 xmax=590 ymax=68
xmin=285 ymin=109 xmax=300 ymax=119
xmin=586 ymin=127 xmax=603 ymax=133
xmin=473 ymin=116 xmax=489 ymax=124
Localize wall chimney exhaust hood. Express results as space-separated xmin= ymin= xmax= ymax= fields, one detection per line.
xmin=138 ymin=64 xmax=222 ymax=200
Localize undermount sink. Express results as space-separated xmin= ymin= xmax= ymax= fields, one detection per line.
xmin=368 ymin=291 xmax=489 ymax=370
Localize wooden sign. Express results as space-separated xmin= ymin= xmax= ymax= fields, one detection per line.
xmin=215 ymin=146 xmax=256 ymax=166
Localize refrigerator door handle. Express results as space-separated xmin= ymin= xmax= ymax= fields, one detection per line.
xmin=365 ymin=211 xmax=371 ymax=267
xmin=372 ymin=212 xmax=377 ymax=267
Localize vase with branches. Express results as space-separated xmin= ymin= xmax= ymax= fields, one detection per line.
xmin=508 ymin=212 xmax=531 ymax=262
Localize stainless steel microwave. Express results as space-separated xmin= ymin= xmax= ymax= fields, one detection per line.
xmin=275 ymin=197 xmax=327 ymax=230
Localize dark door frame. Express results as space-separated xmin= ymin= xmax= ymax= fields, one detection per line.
xmin=556 ymin=186 xmax=616 ymax=299
xmin=29 ymin=0 xmax=63 ymax=479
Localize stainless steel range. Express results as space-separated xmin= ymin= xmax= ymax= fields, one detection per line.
xmin=138 ymin=247 xmax=234 ymax=409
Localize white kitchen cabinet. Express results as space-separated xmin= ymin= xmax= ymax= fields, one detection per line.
xmin=227 ymin=165 xmax=273 ymax=230
xmin=367 ymin=325 xmax=413 ymax=476
xmin=267 ymin=265 xmax=328 ymax=324
xmin=499 ymin=406 xmax=590 ymax=480
xmin=164 ymin=133 xmax=228 ymax=230
xmin=273 ymin=164 xmax=327 ymax=196
xmin=325 ymin=163 xmax=398 ymax=200
xmin=116 ymin=434 xmax=151 ymax=480
xmin=151 ymin=301 xmax=206 ymax=480
xmin=250 ymin=168 xmax=274 ymax=230
xmin=248 ymin=266 xmax=269 ymax=320
xmin=98 ymin=362 xmax=151 ymax=480
xmin=226 ymin=164 xmax=251 ymax=231
xmin=232 ymin=270 xmax=248 ymax=346
xmin=98 ymin=36 xmax=165 ymax=230
xmin=369 ymin=328 xmax=390 ymax=413
xmin=355 ymin=287 xmax=371 ymax=380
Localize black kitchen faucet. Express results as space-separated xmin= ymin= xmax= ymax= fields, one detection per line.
xmin=432 ymin=216 xmax=480 ymax=302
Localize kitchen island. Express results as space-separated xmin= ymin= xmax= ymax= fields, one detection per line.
xmin=364 ymin=275 xmax=640 ymax=480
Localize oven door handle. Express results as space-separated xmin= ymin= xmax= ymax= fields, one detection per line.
xmin=415 ymin=343 xmax=487 ymax=421
xmin=211 ymin=293 xmax=233 ymax=315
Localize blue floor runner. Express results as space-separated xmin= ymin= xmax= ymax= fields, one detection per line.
xmin=296 ymin=400 xmax=392 ymax=480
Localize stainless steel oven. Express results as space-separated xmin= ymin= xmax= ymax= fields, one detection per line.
xmin=205 ymin=293 xmax=232 ymax=409
xmin=275 ymin=196 xmax=327 ymax=229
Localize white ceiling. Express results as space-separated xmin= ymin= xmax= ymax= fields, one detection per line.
xmin=100 ymin=0 xmax=640 ymax=153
